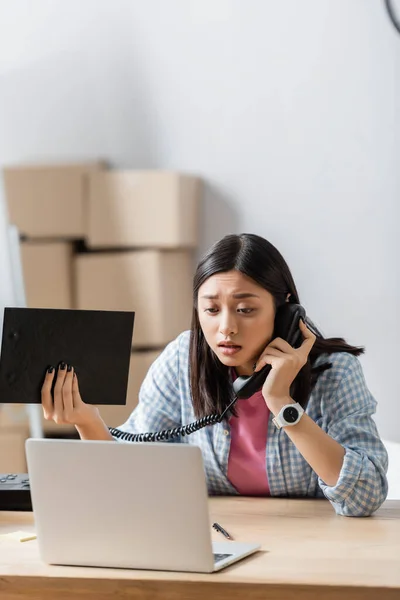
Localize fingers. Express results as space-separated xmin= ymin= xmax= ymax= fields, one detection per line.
xmin=299 ymin=319 xmax=316 ymax=355
xmin=41 ymin=362 xmax=81 ymax=424
xmin=41 ymin=366 xmax=55 ymax=420
xmin=255 ymin=320 xmax=316 ymax=372
xmin=254 ymin=347 xmax=284 ymax=371
xmin=269 ymin=319 xmax=316 ymax=357
xmin=268 ymin=337 xmax=295 ymax=353
xmin=62 ymin=365 xmax=75 ymax=421
xmin=72 ymin=370 xmax=83 ymax=408
xmin=53 ymin=362 xmax=68 ymax=423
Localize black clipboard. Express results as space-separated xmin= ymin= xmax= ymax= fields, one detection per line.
xmin=0 ymin=307 xmax=135 ymax=405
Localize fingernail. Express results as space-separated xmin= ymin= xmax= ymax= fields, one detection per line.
xmin=60 ymin=362 xmax=66 ymax=370
xmin=47 ymin=366 xmax=54 ymax=374
xmin=67 ymin=364 xmax=72 ymax=372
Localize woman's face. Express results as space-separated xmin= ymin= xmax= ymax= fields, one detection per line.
xmin=197 ymin=270 xmax=276 ymax=376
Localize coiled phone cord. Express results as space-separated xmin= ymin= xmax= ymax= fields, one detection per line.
xmin=108 ymin=304 xmax=310 ymax=442
xmin=108 ymin=395 xmax=239 ymax=442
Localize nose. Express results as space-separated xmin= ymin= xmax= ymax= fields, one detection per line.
xmin=219 ymin=311 xmax=238 ymax=337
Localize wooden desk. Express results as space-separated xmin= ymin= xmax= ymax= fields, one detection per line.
xmin=1 ymin=498 xmax=399 ymax=600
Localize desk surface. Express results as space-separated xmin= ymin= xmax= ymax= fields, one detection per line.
xmin=1 ymin=498 xmax=400 ymax=600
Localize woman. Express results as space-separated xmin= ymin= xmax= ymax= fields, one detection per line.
xmin=42 ymin=233 xmax=388 ymax=516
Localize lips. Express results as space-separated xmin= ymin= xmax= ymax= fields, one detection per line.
xmin=218 ymin=342 xmax=242 ymax=356
xmin=218 ymin=342 xmax=241 ymax=348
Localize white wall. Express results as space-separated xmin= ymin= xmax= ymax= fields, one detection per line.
xmin=0 ymin=0 xmax=399 ymax=440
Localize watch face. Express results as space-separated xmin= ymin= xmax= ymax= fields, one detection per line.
xmin=283 ymin=406 xmax=299 ymax=423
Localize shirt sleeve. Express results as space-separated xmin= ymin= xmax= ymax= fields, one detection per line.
xmin=317 ymin=357 xmax=388 ymax=517
xmin=113 ymin=334 xmax=184 ymax=439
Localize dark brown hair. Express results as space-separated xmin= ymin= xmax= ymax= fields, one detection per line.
xmin=189 ymin=233 xmax=363 ymax=418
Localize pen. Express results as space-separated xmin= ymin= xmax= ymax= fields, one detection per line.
xmin=212 ymin=522 xmax=233 ymax=540
xmin=20 ymin=535 xmax=37 ymax=543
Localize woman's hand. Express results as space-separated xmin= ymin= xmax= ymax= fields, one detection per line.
xmin=254 ymin=320 xmax=316 ymax=414
xmin=41 ymin=363 xmax=100 ymax=428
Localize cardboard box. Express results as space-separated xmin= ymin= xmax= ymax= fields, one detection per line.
xmin=0 ymin=427 xmax=28 ymax=472
xmin=75 ymin=250 xmax=193 ymax=347
xmin=3 ymin=162 xmax=104 ymax=239
xmin=97 ymin=350 xmax=160 ymax=427
xmin=20 ymin=241 xmax=73 ymax=309
xmin=87 ymin=170 xmax=201 ymax=248
xmin=0 ymin=405 xmax=29 ymax=429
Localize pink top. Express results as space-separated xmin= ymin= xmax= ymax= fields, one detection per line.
xmin=227 ymin=387 xmax=270 ymax=496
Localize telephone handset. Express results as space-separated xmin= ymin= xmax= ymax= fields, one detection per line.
xmin=108 ymin=303 xmax=307 ymax=443
xmin=233 ymin=303 xmax=306 ymax=399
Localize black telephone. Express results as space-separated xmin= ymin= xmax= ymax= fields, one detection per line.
xmin=109 ymin=303 xmax=307 ymax=443
xmin=233 ymin=303 xmax=306 ymax=399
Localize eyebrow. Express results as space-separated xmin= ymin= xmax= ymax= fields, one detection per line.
xmin=200 ymin=293 xmax=260 ymax=299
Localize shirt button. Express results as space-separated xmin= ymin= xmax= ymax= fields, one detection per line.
xmin=223 ymin=430 xmax=229 ymax=436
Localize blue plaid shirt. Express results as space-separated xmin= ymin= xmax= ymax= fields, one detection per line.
xmin=118 ymin=331 xmax=388 ymax=517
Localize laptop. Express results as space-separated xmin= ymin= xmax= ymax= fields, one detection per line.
xmin=25 ymin=439 xmax=261 ymax=573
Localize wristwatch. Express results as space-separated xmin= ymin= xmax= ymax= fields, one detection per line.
xmin=272 ymin=402 xmax=304 ymax=429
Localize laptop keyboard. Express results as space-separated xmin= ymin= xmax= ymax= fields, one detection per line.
xmin=213 ymin=553 xmax=233 ymax=563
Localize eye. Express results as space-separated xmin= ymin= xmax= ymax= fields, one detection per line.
xmin=204 ymin=307 xmax=219 ymax=314
xmin=237 ymin=308 xmax=254 ymax=314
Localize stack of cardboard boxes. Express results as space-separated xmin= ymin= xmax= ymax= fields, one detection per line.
xmin=0 ymin=163 xmax=201 ymax=471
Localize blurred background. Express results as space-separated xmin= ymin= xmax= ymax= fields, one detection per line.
xmin=0 ymin=1 xmax=399 ymax=485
